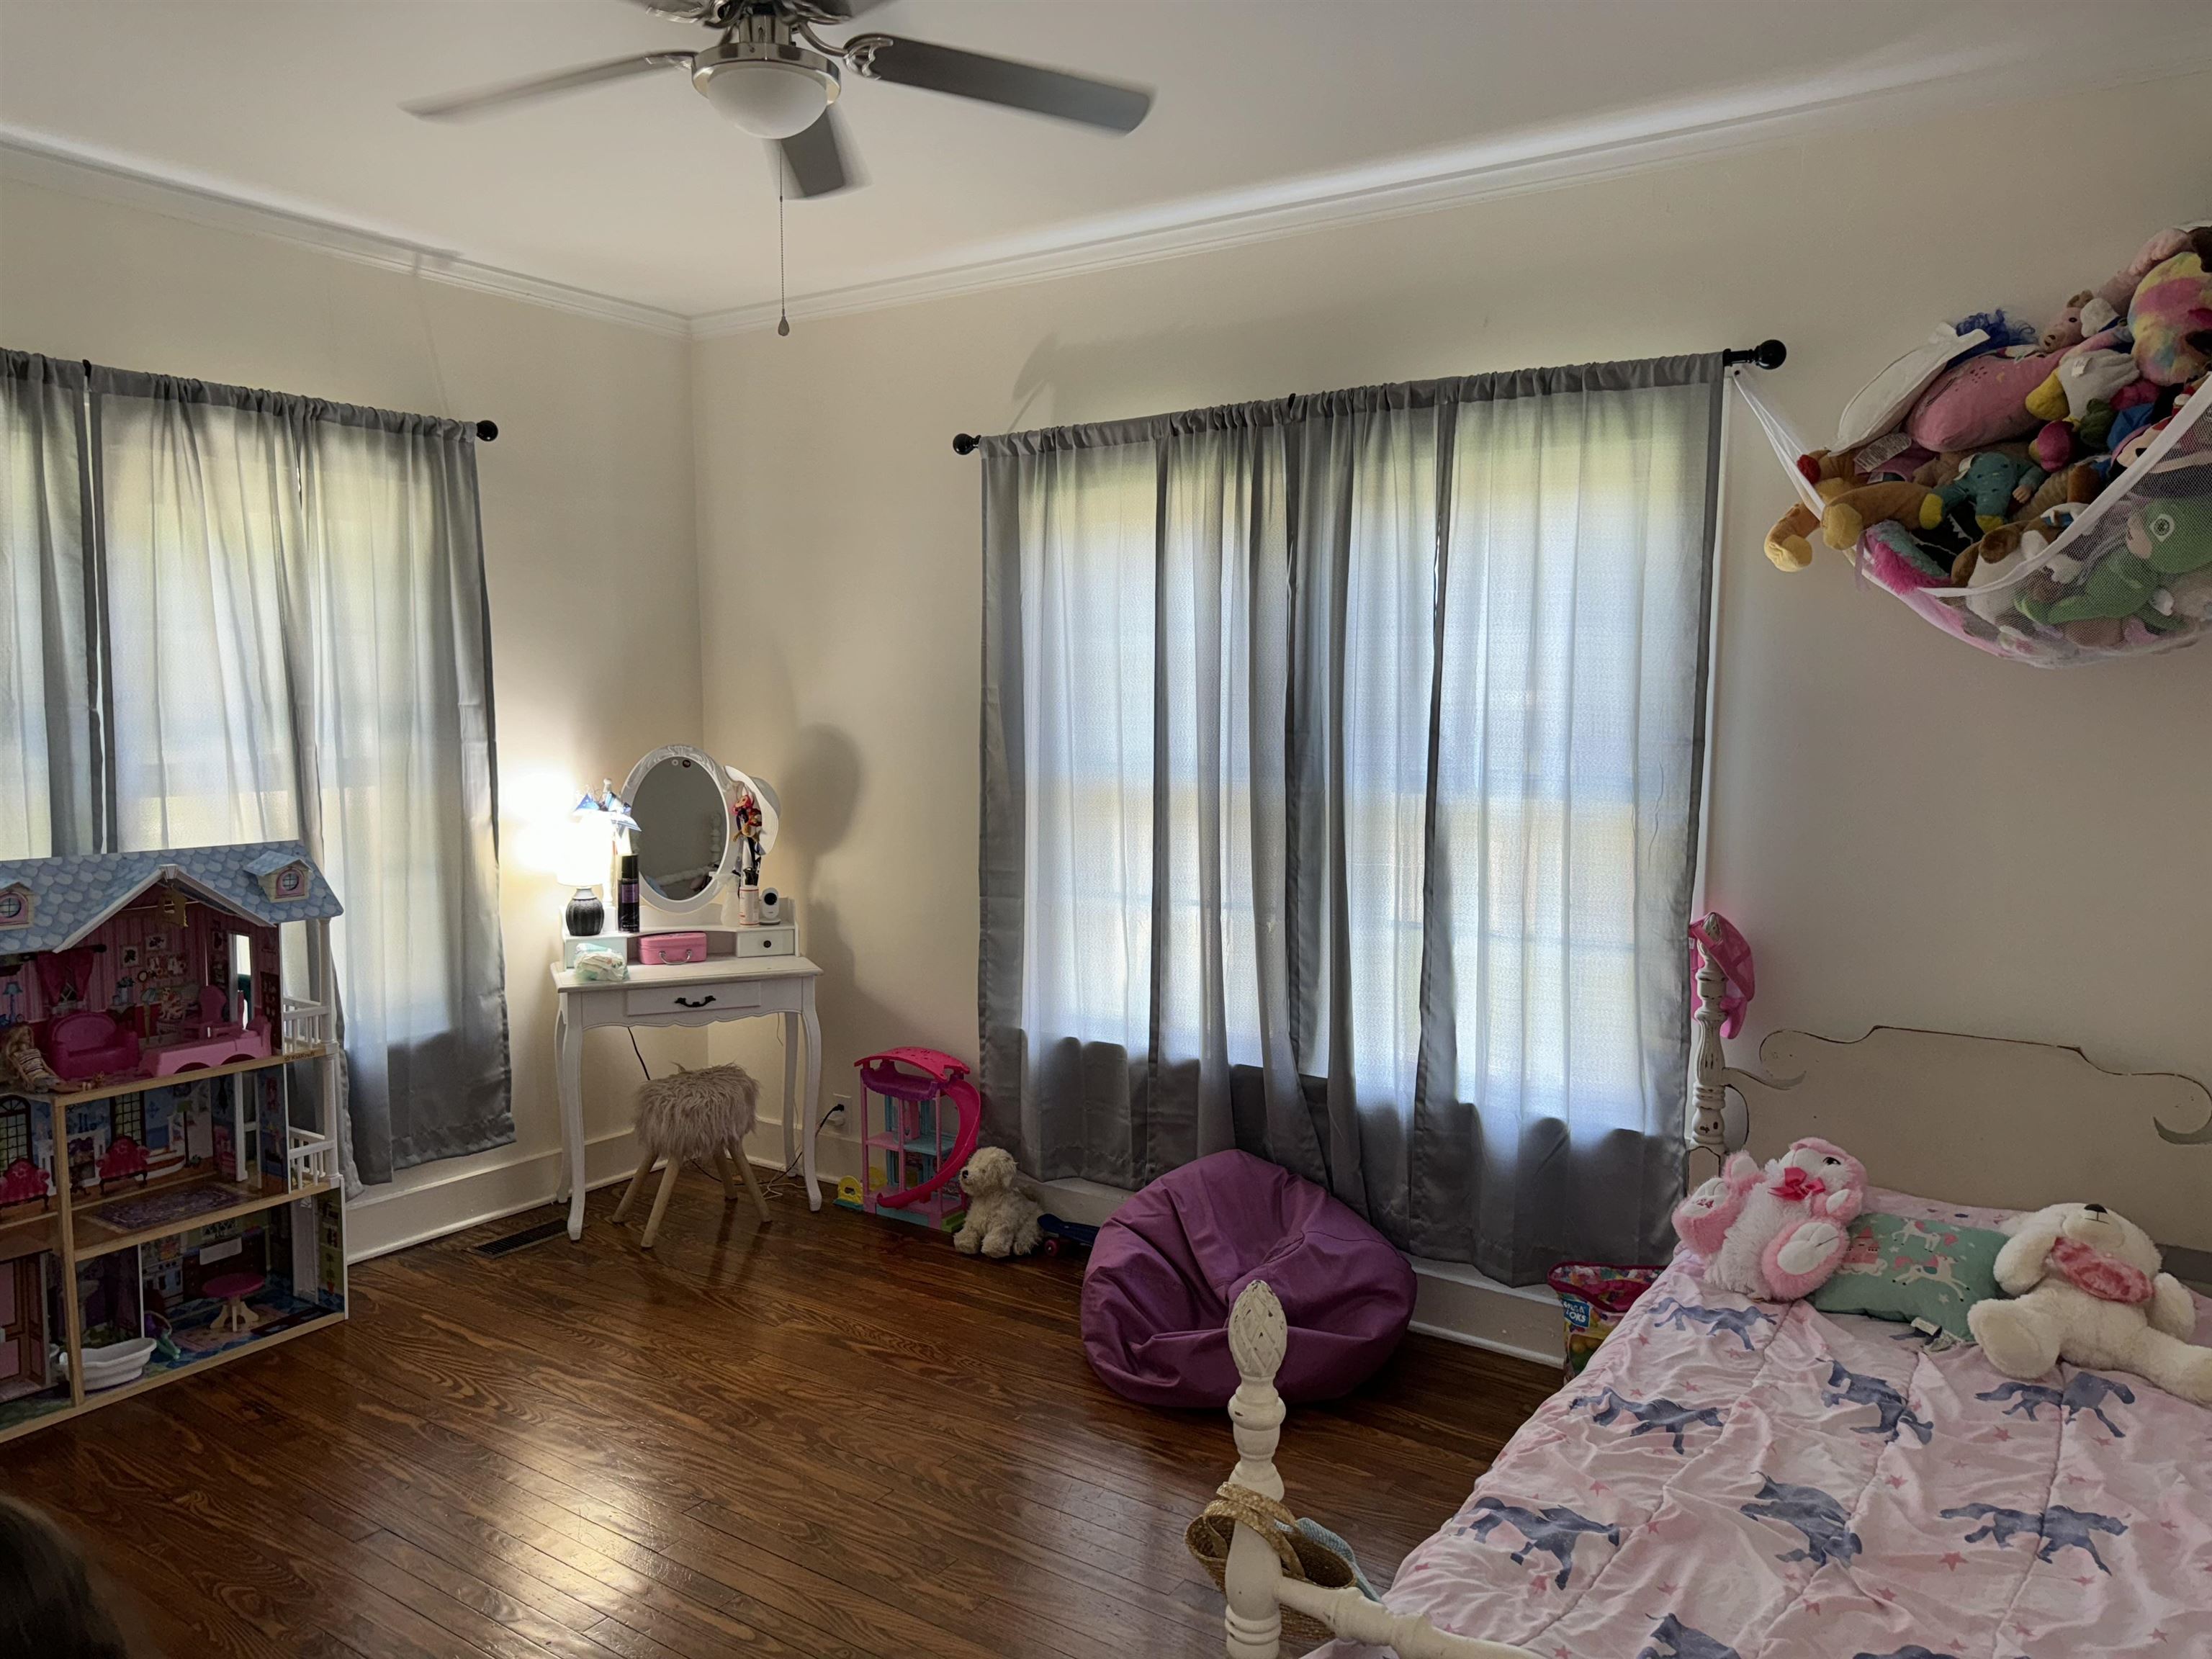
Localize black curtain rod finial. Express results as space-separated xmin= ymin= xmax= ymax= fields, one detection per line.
xmin=1722 ymin=339 xmax=1787 ymax=371
xmin=953 ymin=432 xmax=980 ymax=455
xmin=475 ymin=419 xmax=499 ymax=442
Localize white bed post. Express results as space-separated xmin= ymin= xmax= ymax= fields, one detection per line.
xmin=1689 ymin=912 xmax=1797 ymax=1179
xmin=1224 ymin=1280 xmax=1290 ymax=1659
xmin=1217 ymin=1288 xmax=1557 ymax=1659
xmin=1690 ymin=935 xmax=1733 ymax=1179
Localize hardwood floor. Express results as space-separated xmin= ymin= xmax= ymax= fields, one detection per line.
xmin=1 ymin=1169 xmax=1560 ymax=1658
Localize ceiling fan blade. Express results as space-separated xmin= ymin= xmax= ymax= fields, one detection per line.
xmin=620 ymin=0 xmax=720 ymax=16
xmin=404 ymin=52 xmax=691 ymax=122
xmin=775 ymin=107 xmax=861 ymax=198
xmin=848 ymin=36 xmax=1151 ymax=133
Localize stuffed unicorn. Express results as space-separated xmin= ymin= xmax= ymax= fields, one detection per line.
xmin=1675 ymin=1138 xmax=1867 ymax=1302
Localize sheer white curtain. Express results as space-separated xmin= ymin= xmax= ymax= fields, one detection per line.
xmin=2 ymin=354 xmax=511 ymax=1186
xmin=981 ymin=362 xmax=1723 ymax=1282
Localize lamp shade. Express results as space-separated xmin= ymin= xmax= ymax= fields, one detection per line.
xmin=554 ymin=820 xmax=611 ymax=889
xmin=696 ymin=58 xmax=834 ymax=139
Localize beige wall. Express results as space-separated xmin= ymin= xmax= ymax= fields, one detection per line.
xmin=693 ymin=71 xmax=2212 ymax=1177
xmin=4 ymin=67 xmax=2205 ymax=1246
xmin=0 ymin=176 xmax=703 ymax=1247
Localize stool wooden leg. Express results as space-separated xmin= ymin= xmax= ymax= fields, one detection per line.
xmin=639 ymin=1155 xmax=682 ymax=1249
xmin=612 ymin=1151 xmax=657 ymax=1224
xmin=734 ymin=1144 xmax=771 ymax=1226
xmin=711 ymin=1148 xmax=742 ymax=1202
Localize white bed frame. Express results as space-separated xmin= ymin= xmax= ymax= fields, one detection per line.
xmin=1209 ymin=922 xmax=2212 ymax=1658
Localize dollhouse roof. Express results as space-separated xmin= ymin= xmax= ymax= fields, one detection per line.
xmin=0 ymin=841 xmax=341 ymax=952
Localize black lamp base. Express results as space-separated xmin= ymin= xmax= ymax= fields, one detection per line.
xmin=564 ymin=888 xmax=606 ymax=938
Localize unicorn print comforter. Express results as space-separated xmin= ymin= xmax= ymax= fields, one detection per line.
xmin=1313 ymin=1208 xmax=2212 ymax=1658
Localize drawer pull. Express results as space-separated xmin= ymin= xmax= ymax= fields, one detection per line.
xmin=673 ymin=994 xmax=717 ymax=1009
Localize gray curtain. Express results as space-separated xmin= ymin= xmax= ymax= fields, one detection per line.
xmin=979 ymin=358 xmax=1723 ymax=1284
xmin=1 ymin=350 xmax=511 ymax=1185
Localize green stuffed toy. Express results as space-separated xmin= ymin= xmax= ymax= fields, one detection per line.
xmin=2016 ymin=501 xmax=2212 ymax=644
xmin=2034 ymin=552 xmax=2164 ymax=626
xmin=2131 ymin=498 xmax=2212 ymax=575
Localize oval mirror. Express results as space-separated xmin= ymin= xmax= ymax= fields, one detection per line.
xmin=621 ymin=745 xmax=734 ymax=912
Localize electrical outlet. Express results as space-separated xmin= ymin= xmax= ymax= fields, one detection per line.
xmin=827 ymin=1096 xmax=850 ymax=1128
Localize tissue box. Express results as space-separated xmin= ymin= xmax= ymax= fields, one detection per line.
xmin=639 ymin=931 xmax=709 ymax=966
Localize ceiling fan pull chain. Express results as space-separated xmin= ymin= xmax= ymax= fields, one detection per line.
xmin=776 ymin=170 xmax=791 ymax=338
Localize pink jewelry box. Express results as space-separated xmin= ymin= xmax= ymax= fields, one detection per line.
xmin=639 ymin=931 xmax=709 ymax=966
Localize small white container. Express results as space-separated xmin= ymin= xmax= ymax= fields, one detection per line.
xmin=59 ymin=1336 xmax=159 ymax=1391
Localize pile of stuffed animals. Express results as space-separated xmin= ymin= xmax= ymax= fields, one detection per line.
xmin=1676 ymin=1138 xmax=2212 ymax=1406
xmin=1765 ymin=223 xmax=2212 ymax=656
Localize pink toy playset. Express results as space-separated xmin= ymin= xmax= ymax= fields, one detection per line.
xmin=838 ymin=1047 xmax=982 ymax=1232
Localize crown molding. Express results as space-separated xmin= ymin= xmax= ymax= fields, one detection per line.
xmin=0 ymin=127 xmax=691 ymax=340
xmin=689 ymin=32 xmax=2212 ymax=338
xmin=7 ymin=28 xmax=2210 ymax=346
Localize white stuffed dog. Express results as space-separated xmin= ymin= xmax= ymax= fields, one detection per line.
xmin=1969 ymin=1201 xmax=2212 ymax=1405
xmin=1673 ymin=1138 xmax=1866 ymax=1302
xmin=953 ymin=1145 xmax=1042 ymax=1259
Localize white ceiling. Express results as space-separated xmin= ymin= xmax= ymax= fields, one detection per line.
xmin=4 ymin=1 xmax=2210 ymax=329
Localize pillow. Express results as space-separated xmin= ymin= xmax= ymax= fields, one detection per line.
xmin=1809 ymin=1209 xmax=2008 ymax=1341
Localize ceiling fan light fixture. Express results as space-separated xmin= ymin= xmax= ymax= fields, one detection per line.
xmin=693 ymin=45 xmax=839 ymax=140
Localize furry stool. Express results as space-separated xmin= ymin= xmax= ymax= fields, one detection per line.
xmin=613 ymin=1064 xmax=771 ymax=1248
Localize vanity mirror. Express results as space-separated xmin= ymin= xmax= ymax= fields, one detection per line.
xmin=616 ymin=745 xmax=783 ymax=923
xmin=622 ymin=745 xmax=735 ymax=915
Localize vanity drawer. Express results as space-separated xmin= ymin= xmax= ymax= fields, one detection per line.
xmin=625 ymin=982 xmax=763 ymax=1019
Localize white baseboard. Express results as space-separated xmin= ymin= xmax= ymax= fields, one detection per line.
xmin=345 ymin=1128 xmax=641 ymax=1262
xmin=345 ymin=1124 xmax=836 ymax=1262
xmin=1407 ymin=1257 xmax=1566 ymax=1368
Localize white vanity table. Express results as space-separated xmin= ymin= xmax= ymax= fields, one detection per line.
xmin=549 ymin=953 xmax=822 ymax=1240
xmin=549 ymin=742 xmax=822 ymax=1240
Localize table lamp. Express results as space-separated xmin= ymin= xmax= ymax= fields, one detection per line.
xmin=557 ymin=824 xmax=608 ymax=939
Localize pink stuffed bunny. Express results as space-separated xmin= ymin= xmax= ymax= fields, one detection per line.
xmin=1673 ymin=1138 xmax=1866 ymax=1302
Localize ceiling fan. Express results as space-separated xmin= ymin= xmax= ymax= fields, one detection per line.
xmin=404 ymin=0 xmax=1154 ymax=199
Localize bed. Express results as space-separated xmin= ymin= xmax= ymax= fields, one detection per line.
xmin=1207 ymin=944 xmax=2212 ymax=1659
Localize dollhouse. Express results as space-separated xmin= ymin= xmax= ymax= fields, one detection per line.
xmin=0 ymin=842 xmax=349 ymax=1441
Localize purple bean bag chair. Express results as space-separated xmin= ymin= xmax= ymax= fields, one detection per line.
xmin=1080 ymin=1149 xmax=1416 ymax=1408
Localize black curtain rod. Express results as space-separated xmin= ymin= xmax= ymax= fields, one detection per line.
xmin=67 ymin=359 xmax=498 ymax=441
xmin=950 ymin=340 xmax=1786 ymax=454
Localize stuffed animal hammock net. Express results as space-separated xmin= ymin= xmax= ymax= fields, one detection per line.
xmin=1740 ymin=374 xmax=2211 ymax=667
xmin=1737 ymin=222 xmax=2212 ymax=667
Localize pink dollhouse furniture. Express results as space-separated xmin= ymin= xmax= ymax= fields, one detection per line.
xmin=148 ymin=1021 xmax=271 ymax=1077
xmin=204 ymin=1270 xmax=266 ymax=1334
xmin=96 ymin=1137 xmax=149 ymax=1188
xmin=190 ymin=984 xmax=236 ymax=1036
xmin=0 ymin=1158 xmax=49 ymax=1209
xmin=46 ymin=1010 xmax=140 ymax=1083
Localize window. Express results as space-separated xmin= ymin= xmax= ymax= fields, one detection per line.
xmin=982 ymin=362 xmax=1721 ymax=1278
xmin=2 ymin=351 xmax=512 ymax=1184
